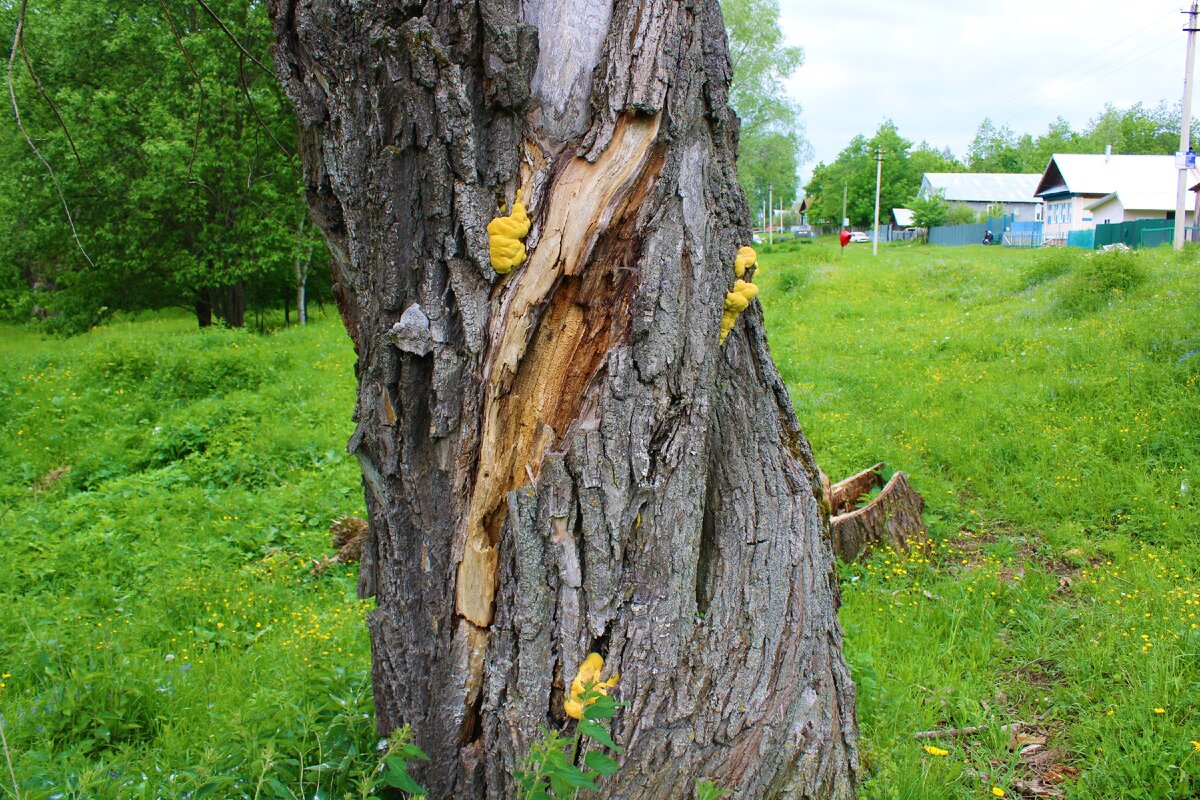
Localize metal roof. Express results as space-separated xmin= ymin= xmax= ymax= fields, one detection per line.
xmin=892 ymin=208 xmax=915 ymax=226
xmin=922 ymin=173 xmax=1043 ymax=203
xmin=1036 ymin=154 xmax=1200 ymax=203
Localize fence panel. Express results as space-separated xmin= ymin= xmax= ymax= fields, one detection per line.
xmin=929 ymin=221 xmax=988 ymax=246
xmin=1005 ymin=221 xmax=1043 ymax=247
xmin=1067 ymin=229 xmax=1095 ymax=249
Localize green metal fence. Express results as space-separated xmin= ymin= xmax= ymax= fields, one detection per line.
xmin=1093 ymin=219 xmax=1173 ymax=249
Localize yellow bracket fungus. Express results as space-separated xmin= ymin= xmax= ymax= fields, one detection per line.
xmin=720 ymin=246 xmax=759 ymax=344
xmin=487 ymin=189 xmax=531 ymax=274
xmin=734 ymin=245 xmax=757 ymax=278
xmin=563 ymin=652 xmax=619 ymax=720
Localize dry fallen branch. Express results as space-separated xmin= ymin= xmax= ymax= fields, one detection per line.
xmin=913 ymin=722 xmax=1027 ymax=740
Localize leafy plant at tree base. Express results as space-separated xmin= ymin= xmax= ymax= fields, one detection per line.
xmin=516 ymin=657 xmax=622 ymax=799
xmin=375 ymin=725 xmax=429 ymax=799
xmin=695 ymin=778 xmax=732 ymax=799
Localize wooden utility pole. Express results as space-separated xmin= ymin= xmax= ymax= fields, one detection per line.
xmin=768 ymin=183 xmax=774 ymax=246
xmin=1175 ymin=0 xmax=1199 ymax=250
xmin=872 ymin=147 xmax=883 ymax=256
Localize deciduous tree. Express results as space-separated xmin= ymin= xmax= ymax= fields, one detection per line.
xmin=267 ymin=0 xmax=858 ymax=796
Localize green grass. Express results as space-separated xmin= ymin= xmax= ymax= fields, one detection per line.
xmin=2 ymin=241 xmax=1199 ymax=798
xmin=760 ymin=238 xmax=1200 ymax=798
xmin=0 ymin=311 xmax=381 ymax=798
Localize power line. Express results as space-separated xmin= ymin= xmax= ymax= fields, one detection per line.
xmin=921 ymin=12 xmax=1178 ymax=143
xmin=919 ymin=36 xmax=1180 ymax=152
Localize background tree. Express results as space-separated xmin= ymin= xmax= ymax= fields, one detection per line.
xmin=722 ymin=0 xmax=809 ymax=219
xmin=266 ymin=0 xmax=859 ymax=796
xmin=0 ymin=0 xmax=327 ymax=332
xmin=804 ymin=121 xmax=959 ymax=227
xmin=907 ymin=189 xmax=949 ymax=229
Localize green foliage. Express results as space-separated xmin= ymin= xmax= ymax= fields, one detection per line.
xmin=695 ymin=778 xmax=731 ymax=799
xmin=804 ymin=123 xmax=960 ymax=227
xmin=760 ymin=240 xmax=1200 ymax=798
xmin=945 ymin=204 xmax=978 ymax=226
xmin=722 ymin=0 xmax=808 ymax=215
xmin=967 ymin=103 xmax=1185 ymax=174
xmin=1056 ymin=248 xmax=1148 ymax=316
xmin=907 ymin=190 xmax=949 ymax=230
xmin=1020 ymin=247 xmax=1079 ymax=288
xmin=0 ymin=0 xmax=327 ymax=332
xmin=378 ymin=727 xmax=429 ymax=797
xmin=515 ymin=688 xmax=622 ymax=799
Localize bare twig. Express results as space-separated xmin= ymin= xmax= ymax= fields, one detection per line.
xmin=238 ymin=51 xmax=291 ymax=159
xmin=6 ymin=0 xmax=94 ymax=269
xmin=914 ymin=722 xmax=1026 ymax=741
xmin=192 ymin=0 xmax=273 ymax=76
xmin=0 ymin=714 xmax=21 ymax=800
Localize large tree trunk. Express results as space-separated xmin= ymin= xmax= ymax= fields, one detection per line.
xmin=267 ymin=1 xmax=858 ymax=797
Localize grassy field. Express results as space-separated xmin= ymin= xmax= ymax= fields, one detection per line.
xmin=1 ymin=240 xmax=1198 ymax=798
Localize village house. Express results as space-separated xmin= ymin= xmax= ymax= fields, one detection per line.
xmin=919 ymin=173 xmax=1044 ymax=220
xmin=1035 ymin=151 xmax=1200 ymax=243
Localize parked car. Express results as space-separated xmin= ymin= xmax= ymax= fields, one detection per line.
xmin=849 ymin=231 xmax=870 ymax=243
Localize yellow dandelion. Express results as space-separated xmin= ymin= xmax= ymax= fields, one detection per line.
xmin=1191 ymin=741 xmax=1200 ymax=752
xmin=924 ymin=745 xmax=949 ymax=757
xmin=992 ymin=789 xmax=1005 ymax=797
xmin=1155 ymin=708 xmax=1166 ymax=714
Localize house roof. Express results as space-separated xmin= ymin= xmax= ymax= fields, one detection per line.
xmin=922 ymin=173 xmax=1043 ymax=203
xmin=1084 ymin=191 xmax=1184 ymax=213
xmin=892 ymin=208 xmax=914 ymax=226
xmin=1036 ymin=154 xmax=1200 ymax=203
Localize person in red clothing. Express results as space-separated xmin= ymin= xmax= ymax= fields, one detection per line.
xmin=840 ymin=229 xmax=851 ymax=250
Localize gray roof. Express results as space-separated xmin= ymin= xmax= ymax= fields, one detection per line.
xmin=922 ymin=173 xmax=1043 ymax=204
xmin=1037 ymin=153 xmax=1200 ymax=203
xmin=892 ymin=208 xmax=915 ymax=226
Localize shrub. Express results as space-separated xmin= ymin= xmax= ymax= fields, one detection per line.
xmin=1055 ymin=248 xmax=1147 ymax=316
xmin=1021 ymin=247 xmax=1079 ymax=288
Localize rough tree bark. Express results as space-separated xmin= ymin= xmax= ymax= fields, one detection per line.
xmin=267 ymin=1 xmax=858 ymax=797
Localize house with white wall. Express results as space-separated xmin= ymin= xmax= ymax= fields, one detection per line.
xmin=919 ymin=173 xmax=1043 ymax=220
xmin=1035 ymin=153 xmax=1200 ymax=243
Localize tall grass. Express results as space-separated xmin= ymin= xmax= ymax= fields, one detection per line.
xmin=761 ymin=239 xmax=1200 ymax=798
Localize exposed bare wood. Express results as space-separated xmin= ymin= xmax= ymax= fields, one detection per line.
xmin=828 ymin=462 xmax=885 ymax=516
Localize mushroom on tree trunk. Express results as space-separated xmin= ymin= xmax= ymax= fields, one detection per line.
xmin=267 ymin=0 xmax=859 ymax=796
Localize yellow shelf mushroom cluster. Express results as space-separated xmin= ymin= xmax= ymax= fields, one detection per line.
xmin=563 ymin=652 xmax=619 ymax=720
xmin=720 ymin=245 xmax=760 ymax=344
xmin=486 ymin=190 xmax=531 ymax=275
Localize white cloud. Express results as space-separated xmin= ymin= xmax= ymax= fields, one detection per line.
xmin=777 ymin=0 xmax=1189 ymax=182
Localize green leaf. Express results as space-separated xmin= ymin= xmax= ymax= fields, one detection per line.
xmin=383 ymin=758 xmax=426 ymax=795
xmin=578 ymin=720 xmax=621 ymax=752
xmin=583 ymin=751 xmax=620 ymax=776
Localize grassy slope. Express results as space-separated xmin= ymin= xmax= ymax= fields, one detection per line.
xmin=0 ymin=312 xmax=378 ymax=798
xmin=0 ymin=242 xmax=1197 ymax=798
xmin=758 ymin=240 xmax=1200 ymax=799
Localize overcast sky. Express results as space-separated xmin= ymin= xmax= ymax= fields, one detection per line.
xmin=779 ymin=1 xmax=1194 ymax=183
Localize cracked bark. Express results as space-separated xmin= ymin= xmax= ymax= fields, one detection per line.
xmin=267 ymin=0 xmax=858 ymax=797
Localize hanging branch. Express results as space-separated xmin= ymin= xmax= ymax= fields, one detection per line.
xmin=7 ymin=0 xmax=95 ymax=269
xmin=16 ymin=19 xmax=98 ymax=194
xmin=239 ymin=51 xmax=291 ymax=159
xmin=192 ymin=0 xmax=273 ymax=77
xmin=156 ymin=0 xmax=205 ymax=177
